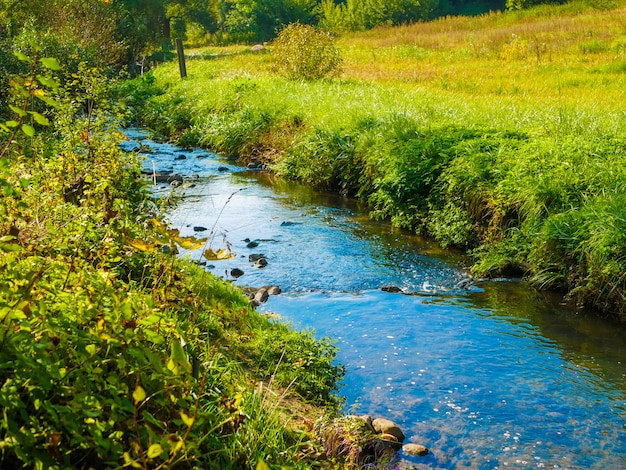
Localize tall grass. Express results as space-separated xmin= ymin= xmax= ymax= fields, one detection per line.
xmin=126 ymin=0 xmax=626 ymax=319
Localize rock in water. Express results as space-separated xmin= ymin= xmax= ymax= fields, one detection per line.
xmin=253 ymin=288 xmax=269 ymax=305
xmin=249 ymin=253 xmax=265 ymax=262
xmin=230 ymin=268 xmax=244 ymax=278
xmin=266 ymin=285 xmax=281 ymax=295
xmin=253 ymin=258 xmax=268 ymax=268
xmin=381 ymin=285 xmax=402 ymax=293
xmin=372 ymin=418 xmax=405 ymax=443
xmin=402 ymin=443 xmax=429 ymax=457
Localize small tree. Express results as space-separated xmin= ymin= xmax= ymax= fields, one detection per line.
xmin=271 ymin=22 xmax=342 ymax=80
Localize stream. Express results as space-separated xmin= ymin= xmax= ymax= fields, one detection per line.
xmin=122 ymin=128 xmax=626 ymax=469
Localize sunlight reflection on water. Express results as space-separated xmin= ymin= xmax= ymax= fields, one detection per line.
xmin=123 ymin=128 xmax=626 ymax=469
xmin=261 ymin=290 xmax=626 ymax=469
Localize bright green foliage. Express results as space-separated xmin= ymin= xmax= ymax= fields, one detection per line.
xmin=272 ymin=23 xmax=343 ymax=80
xmin=246 ymin=324 xmax=345 ymax=405
xmin=195 ymin=108 xmax=275 ymax=156
xmin=506 ymin=0 xmax=566 ymax=9
xmin=318 ymin=0 xmax=435 ymax=31
xmin=278 ymin=127 xmax=358 ymax=191
xmin=0 ymin=53 xmax=341 ymax=468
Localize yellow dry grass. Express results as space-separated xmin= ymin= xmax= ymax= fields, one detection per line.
xmin=337 ymin=4 xmax=626 ymax=111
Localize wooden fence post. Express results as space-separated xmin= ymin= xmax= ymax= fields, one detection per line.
xmin=175 ymin=38 xmax=187 ymax=79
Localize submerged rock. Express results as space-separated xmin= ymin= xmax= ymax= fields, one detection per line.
xmin=167 ymin=174 xmax=184 ymax=185
xmin=137 ymin=144 xmax=154 ymax=153
xmin=455 ymin=275 xmax=474 ymax=289
xmin=381 ymin=285 xmax=403 ymax=293
xmin=230 ymin=268 xmax=244 ymax=278
xmin=249 ymin=253 xmax=266 ymax=262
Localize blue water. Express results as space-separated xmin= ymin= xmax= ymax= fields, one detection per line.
xmin=123 ymin=129 xmax=626 ymax=469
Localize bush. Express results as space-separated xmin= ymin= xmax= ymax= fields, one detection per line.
xmin=0 ymin=53 xmax=341 ymax=468
xmin=506 ymin=0 xmax=567 ymax=9
xmin=271 ymin=23 xmax=342 ymax=80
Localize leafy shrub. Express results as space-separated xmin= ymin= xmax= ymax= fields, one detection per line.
xmin=276 ymin=128 xmax=358 ymax=191
xmin=114 ymin=72 xmax=164 ymax=123
xmin=428 ymin=201 xmax=477 ymax=248
xmin=245 ymin=324 xmax=345 ymax=406
xmin=317 ymin=0 xmax=436 ymax=31
xmin=506 ymin=0 xmax=567 ymax=10
xmin=196 ymin=109 xmax=275 ymax=157
xmin=1 ymin=52 xmax=341 ymax=468
xmin=271 ymin=23 xmax=343 ymax=80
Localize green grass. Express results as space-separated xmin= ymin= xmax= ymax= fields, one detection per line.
xmin=0 ymin=59 xmax=342 ymax=469
xmin=126 ymin=0 xmax=626 ymax=319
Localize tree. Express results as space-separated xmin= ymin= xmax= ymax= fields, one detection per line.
xmin=318 ymin=0 xmax=437 ymax=32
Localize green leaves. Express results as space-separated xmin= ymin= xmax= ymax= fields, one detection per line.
xmin=13 ymin=51 xmax=30 ymax=62
xmin=21 ymin=124 xmax=35 ymax=137
xmin=1 ymin=54 xmax=58 ymax=149
xmin=40 ymin=57 xmax=62 ymax=71
xmin=133 ymin=385 xmax=147 ymax=404
xmin=167 ymin=338 xmax=192 ymax=374
xmin=30 ymin=112 xmax=50 ymax=126
xmin=37 ymin=75 xmax=60 ymax=90
xmin=9 ymin=105 xmax=27 ymax=117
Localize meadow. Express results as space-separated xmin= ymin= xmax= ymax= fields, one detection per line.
xmin=128 ymin=0 xmax=626 ymax=318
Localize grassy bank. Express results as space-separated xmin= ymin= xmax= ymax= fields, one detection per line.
xmin=127 ymin=0 xmax=626 ymax=320
xmin=0 ymin=58 xmax=342 ymax=468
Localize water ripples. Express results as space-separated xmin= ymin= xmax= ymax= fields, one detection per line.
xmin=123 ymin=128 xmax=626 ymax=469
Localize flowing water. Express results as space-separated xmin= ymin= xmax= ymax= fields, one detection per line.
xmin=123 ymin=129 xmax=626 ymax=469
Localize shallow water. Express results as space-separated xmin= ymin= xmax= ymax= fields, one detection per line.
xmin=123 ymin=129 xmax=626 ymax=469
